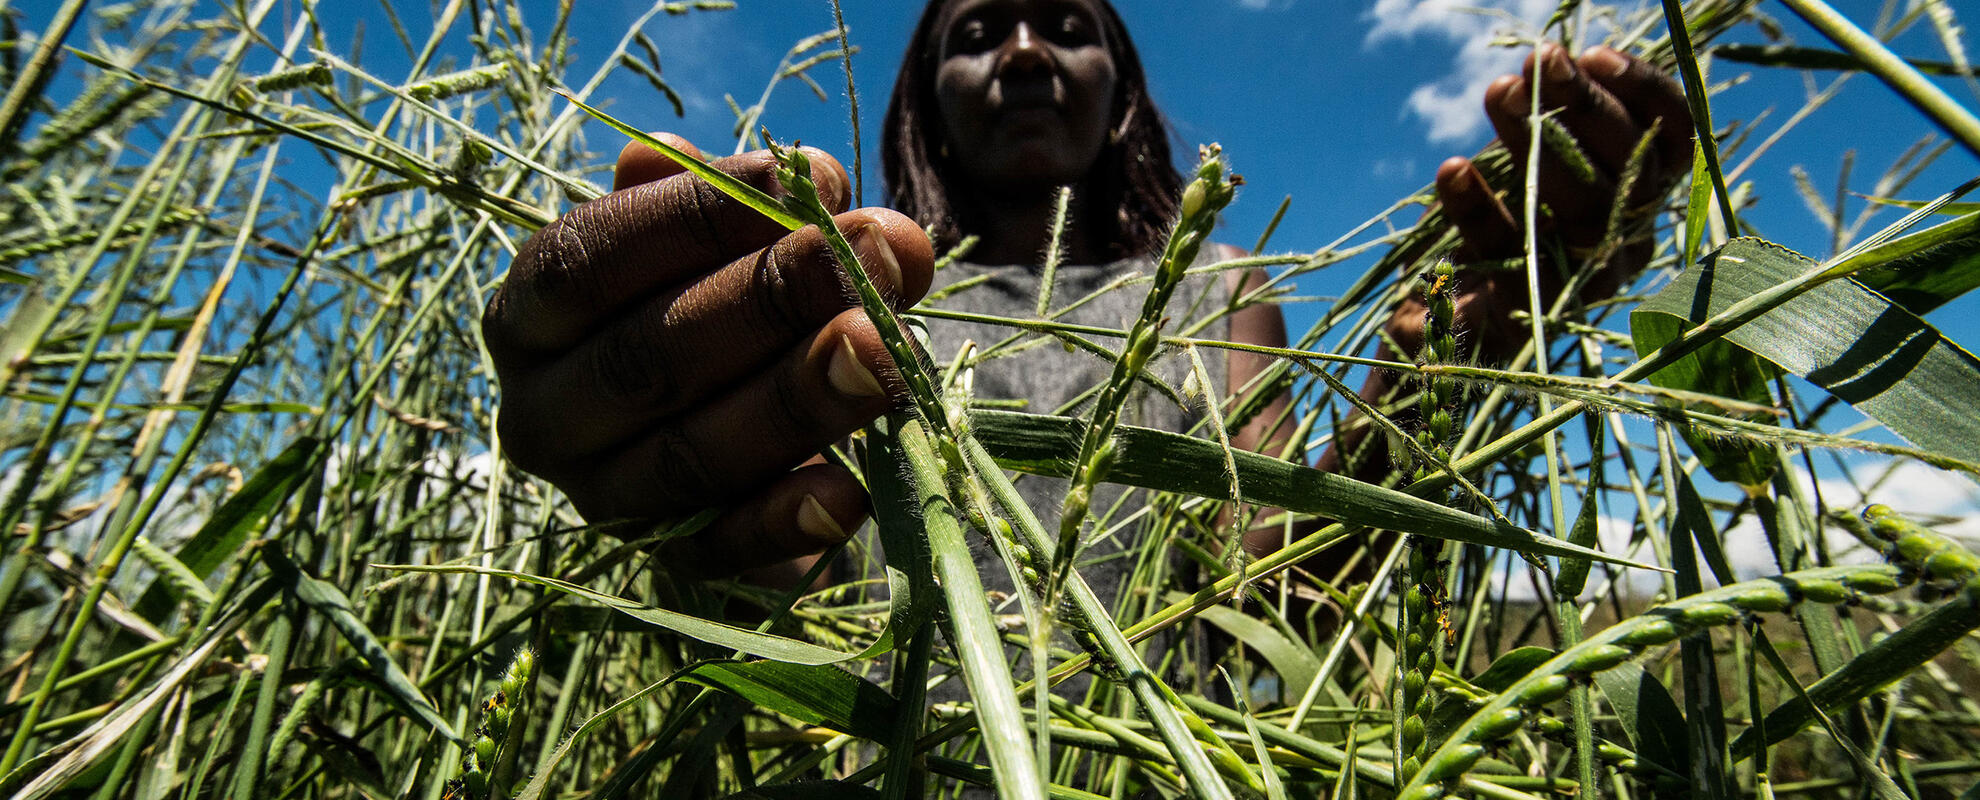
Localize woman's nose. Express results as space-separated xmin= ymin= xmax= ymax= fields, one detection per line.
xmin=996 ymin=21 xmax=1053 ymax=76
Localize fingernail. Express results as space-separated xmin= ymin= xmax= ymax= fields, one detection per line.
xmin=796 ymin=494 xmax=851 ymax=542
xmin=1502 ymin=80 xmax=1531 ymax=114
xmin=1543 ymin=45 xmax=1579 ymax=88
xmin=827 ymin=334 xmax=885 ymax=398
xmin=1589 ymin=46 xmax=1630 ymax=78
xmin=801 ymin=147 xmax=849 ymax=206
xmin=851 ymin=223 xmax=904 ymax=292
xmin=1442 ymin=168 xmax=1478 ymax=212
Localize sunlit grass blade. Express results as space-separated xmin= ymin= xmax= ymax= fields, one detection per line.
xmin=552 ymin=87 xmax=802 ymax=229
xmin=971 ymin=410 xmax=1656 ymax=568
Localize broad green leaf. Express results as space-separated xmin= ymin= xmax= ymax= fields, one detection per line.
xmin=1633 ymin=236 xmax=1980 ymax=472
xmin=682 ymin=660 xmax=899 ymax=742
xmin=865 ymin=416 xmax=938 ymax=665
xmin=1187 ymin=598 xmax=1319 ymax=704
xmin=877 ymin=417 xmax=1046 ymax=800
xmin=1594 ymin=664 xmax=1692 ymax=781
xmin=1629 ymin=312 xmax=1781 ymax=487
xmin=170 ymin=436 xmax=321 ymax=578
xmin=260 ymin=547 xmax=458 ymax=742
xmin=1555 ymin=488 xmax=1603 ymax=597
xmin=1852 ymin=226 xmax=1980 ymax=314
xmin=378 ymin=564 xmax=870 ymax=666
xmin=1556 ymin=413 xmax=1611 ymax=598
xmin=133 ymin=436 xmax=322 ymax=620
xmin=970 ymin=410 xmax=1653 ymax=569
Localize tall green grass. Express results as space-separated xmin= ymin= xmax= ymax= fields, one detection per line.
xmin=3 ymin=1 xmax=1980 ymax=799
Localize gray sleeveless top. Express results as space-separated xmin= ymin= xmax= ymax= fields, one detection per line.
xmin=912 ymin=251 xmax=1233 ymax=676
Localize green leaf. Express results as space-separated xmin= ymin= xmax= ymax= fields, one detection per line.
xmin=1632 ymin=236 xmax=1980 ymax=472
xmin=133 ymin=436 xmax=322 ymax=620
xmin=1188 ymin=599 xmax=1319 ymax=704
xmin=865 ymin=418 xmax=937 ymax=664
xmin=0 ymin=291 xmax=56 ymax=367
xmin=1851 ymin=225 xmax=1980 ymax=315
xmin=259 ymin=547 xmax=457 ymax=742
xmin=1629 ymin=312 xmax=1781 ymax=487
xmin=682 ymin=661 xmax=898 ymax=742
xmin=553 ymin=88 xmax=802 ymax=230
xmin=377 ymin=564 xmax=871 ymax=665
xmin=1555 ymin=491 xmax=1603 ymax=598
xmin=970 ymin=410 xmax=1655 ymax=569
xmin=1594 ymin=663 xmax=1692 ymax=781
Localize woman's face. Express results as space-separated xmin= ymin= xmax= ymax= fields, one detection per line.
xmin=932 ymin=0 xmax=1119 ymax=194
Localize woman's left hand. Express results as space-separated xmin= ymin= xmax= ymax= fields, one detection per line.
xmin=1394 ymin=42 xmax=1694 ymax=363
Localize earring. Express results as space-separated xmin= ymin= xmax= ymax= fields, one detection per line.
xmin=1110 ymin=102 xmax=1135 ymax=145
xmin=939 ymin=141 xmax=949 ymax=159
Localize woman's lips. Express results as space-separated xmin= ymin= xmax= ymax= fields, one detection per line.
xmin=991 ymin=81 xmax=1062 ymax=115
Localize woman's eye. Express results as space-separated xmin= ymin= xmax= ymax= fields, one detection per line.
xmin=952 ymin=19 xmax=997 ymax=54
xmin=1047 ymin=14 xmax=1095 ymax=46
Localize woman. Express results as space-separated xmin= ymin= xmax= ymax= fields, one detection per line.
xmin=480 ymin=0 xmax=1691 ymax=583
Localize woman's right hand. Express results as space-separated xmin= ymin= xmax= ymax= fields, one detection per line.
xmin=482 ymin=135 xmax=935 ymax=578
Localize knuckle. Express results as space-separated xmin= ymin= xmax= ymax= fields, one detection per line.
xmin=747 ymin=241 xmax=808 ymax=330
xmin=751 ymin=234 xmax=846 ymax=327
xmin=515 ymin=216 xmax=600 ymax=318
xmin=584 ymin=315 xmax=686 ymax=414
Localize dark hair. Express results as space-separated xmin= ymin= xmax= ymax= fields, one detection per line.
xmin=881 ymin=0 xmax=1182 ymax=260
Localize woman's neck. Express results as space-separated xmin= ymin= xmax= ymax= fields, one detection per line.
xmin=957 ymin=182 xmax=1105 ymax=266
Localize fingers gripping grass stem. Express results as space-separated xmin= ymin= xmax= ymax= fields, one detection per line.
xmin=1050 ymin=145 xmax=1238 ymax=604
xmin=768 ymin=142 xmax=954 ymax=441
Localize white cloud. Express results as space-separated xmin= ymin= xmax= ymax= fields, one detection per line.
xmin=1235 ymin=0 xmax=1295 ymax=8
xmin=1362 ymin=0 xmax=1553 ymax=144
xmin=1372 ymin=157 xmax=1419 ymax=179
